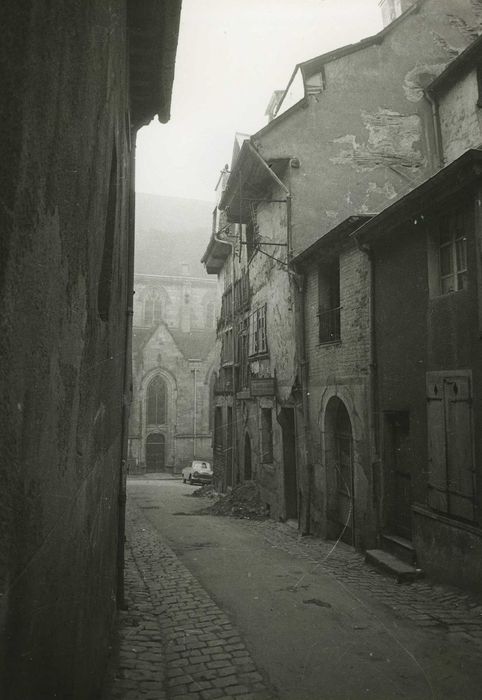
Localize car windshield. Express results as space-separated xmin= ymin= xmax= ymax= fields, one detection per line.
xmin=193 ymin=462 xmax=210 ymax=470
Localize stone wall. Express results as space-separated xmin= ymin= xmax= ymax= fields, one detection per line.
xmin=302 ymin=242 xmax=375 ymax=547
xmin=438 ymin=69 xmax=482 ymax=163
xmin=0 ymin=3 xmax=133 ymax=697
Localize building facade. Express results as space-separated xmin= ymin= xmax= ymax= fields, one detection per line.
xmin=128 ymin=272 xmax=217 ymax=473
xmin=206 ymin=0 xmax=482 ymax=537
xmin=0 ymin=2 xmax=181 ymax=698
xmin=293 ymin=216 xmax=376 ymax=549
xmin=356 ymin=148 xmax=482 ymax=594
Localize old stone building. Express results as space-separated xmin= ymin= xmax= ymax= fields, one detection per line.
xmin=0 ymin=2 xmax=180 ymax=698
xmin=355 ymin=148 xmax=482 ymax=594
xmin=292 ymin=215 xmax=375 ymax=549
xmin=204 ymin=0 xmax=482 ymax=555
xmin=348 ymin=33 xmax=482 ymax=593
xmin=128 ymin=270 xmax=217 ymax=473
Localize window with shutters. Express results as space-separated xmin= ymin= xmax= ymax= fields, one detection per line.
xmin=426 ymin=372 xmax=477 ymax=523
xmin=237 ymin=317 xmax=249 ymax=389
xmin=248 ymin=305 xmax=268 ymax=357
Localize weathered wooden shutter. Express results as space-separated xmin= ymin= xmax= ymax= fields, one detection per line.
xmin=444 ymin=376 xmax=475 ymax=521
xmin=427 ymin=376 xmax=448 ymax=512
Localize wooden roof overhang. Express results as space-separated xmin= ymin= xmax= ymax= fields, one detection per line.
xmin=128 ymin=0 xmax=182 ymax=128
xmin=201 ymin=234 xmax=231 ymax=275
xmin=219 ymin=141 xmax=290 ymax=224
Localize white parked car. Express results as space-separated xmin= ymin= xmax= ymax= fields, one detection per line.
xmin=181 ymin=460 xmax=213 ymax=485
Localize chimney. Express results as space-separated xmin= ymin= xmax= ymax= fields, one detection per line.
xmin=379 ymin=0 xmax=415 ymax=28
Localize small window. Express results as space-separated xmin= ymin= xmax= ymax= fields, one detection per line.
xmin=237 ymin=318 xmax=249 ymax=389
xmin=318 ymin=257 xmax=341 ymax=343
xmin=439 ymin=212 xmax=468 ymax=294
xmin=222 ymin=328 xmax=234 ymax=365
xmin=249 ymin=305 xmax=268 ymax=357
xmin=261 ymin=408 xmax=273 ymax=463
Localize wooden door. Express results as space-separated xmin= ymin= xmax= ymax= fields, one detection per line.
xmin=145 ymin=433 xmax=165 ymax=472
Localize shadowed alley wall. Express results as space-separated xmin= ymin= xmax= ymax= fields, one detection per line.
xmin=0 ymin=1 xmax=180 ymax=698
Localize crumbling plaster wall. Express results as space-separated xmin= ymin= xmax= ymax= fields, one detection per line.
xmin=438 ymin=69 xmax=482 ymax=163
xmin=254 ymin=0 xmax=482 ymax=255
xmin=0 ymin=2 xmax=132 ymax=698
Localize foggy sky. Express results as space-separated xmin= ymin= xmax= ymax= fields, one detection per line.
xmin=136 ymin=0 xmax=383 ymax=204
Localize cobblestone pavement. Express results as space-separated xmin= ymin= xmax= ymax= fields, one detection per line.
xmin=103 ymin=500 xmax=275 ymax=700
xmin=244 ymin=519 xmax=482 ymax=644
xmin=104 ymin=485 xmax=482 ymax=700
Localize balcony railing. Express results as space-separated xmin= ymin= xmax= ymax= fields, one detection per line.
xmin=318 ymin=306 xmax=341 ymax=344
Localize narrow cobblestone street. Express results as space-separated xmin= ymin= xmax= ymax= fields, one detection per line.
xmin=103 ymin=477 xmax=482 ymax=700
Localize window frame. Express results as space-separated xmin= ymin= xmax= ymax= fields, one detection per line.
xmin=317 ymin=256 xmax=341 ymax=345
xmin=248 ymin=304 xmax=268 ymax=358
xmin=438 ymin=212 xmax=468 ymax=295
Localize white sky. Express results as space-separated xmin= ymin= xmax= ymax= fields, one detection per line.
xmin=136 ymin=0 xmax=383 ymax=203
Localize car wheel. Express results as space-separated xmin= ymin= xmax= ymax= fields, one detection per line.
xmin=183 ymin=478 xmax=186 ymax=483
xmin=188 ymin=475 xmax=192 ymax=484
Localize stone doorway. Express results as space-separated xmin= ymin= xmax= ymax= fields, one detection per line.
xmin=145 ymin=433 xmax=165 ymax=472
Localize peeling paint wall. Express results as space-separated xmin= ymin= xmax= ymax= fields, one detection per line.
xmin=438 ymin=69 xmax=482 ymax=163
xmin=255 ymin=0 xmax=482 ymax=255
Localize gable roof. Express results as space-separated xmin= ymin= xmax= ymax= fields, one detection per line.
xmin=133 ymin=322 xmax=216 ymax=363
xmin=169 ymin=328 xmax=216 ymax=361
xmin=270 ymin=0 xmax=423 ymax=124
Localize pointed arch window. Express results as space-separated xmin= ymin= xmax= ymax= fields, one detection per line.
xmin=144 ymin=294 xmax=163 ymax=326
xmin=144 ymin=297 xmax=154 ymax=326
xmin=153 ymin=298 xmax=162 ymax=323
xmin=146 ymin=376 xmax=167 ymax=425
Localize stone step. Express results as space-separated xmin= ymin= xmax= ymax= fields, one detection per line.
xmin=381 ymin=532 xmax=416 ymax=565
xmin=365 ymin=549 xmax=424 ymax=584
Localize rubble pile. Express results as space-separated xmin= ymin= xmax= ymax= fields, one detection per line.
xmin=201 ymin=481 xmax=269 ymax=520
xmin=192 ymin=483 xmax=218 ymax=498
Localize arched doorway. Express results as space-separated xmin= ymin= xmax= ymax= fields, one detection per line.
xmin=325 ymin=397 xmax=354 ymax=545
xmin=244 ymin=433 xmax=252 ymax=480
xmin=145 ymin=433 xmax=165 ymax=472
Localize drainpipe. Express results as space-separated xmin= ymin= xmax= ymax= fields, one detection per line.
xmin=192 ymin=365 xmax=197 ymax=458
xmin=354 ymin=235 xmax=380 ymax=547
xmin=214 ymin=231 xmax=237 ymax=488
xmin=425 ymin=89 xmax=444 ymax=170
